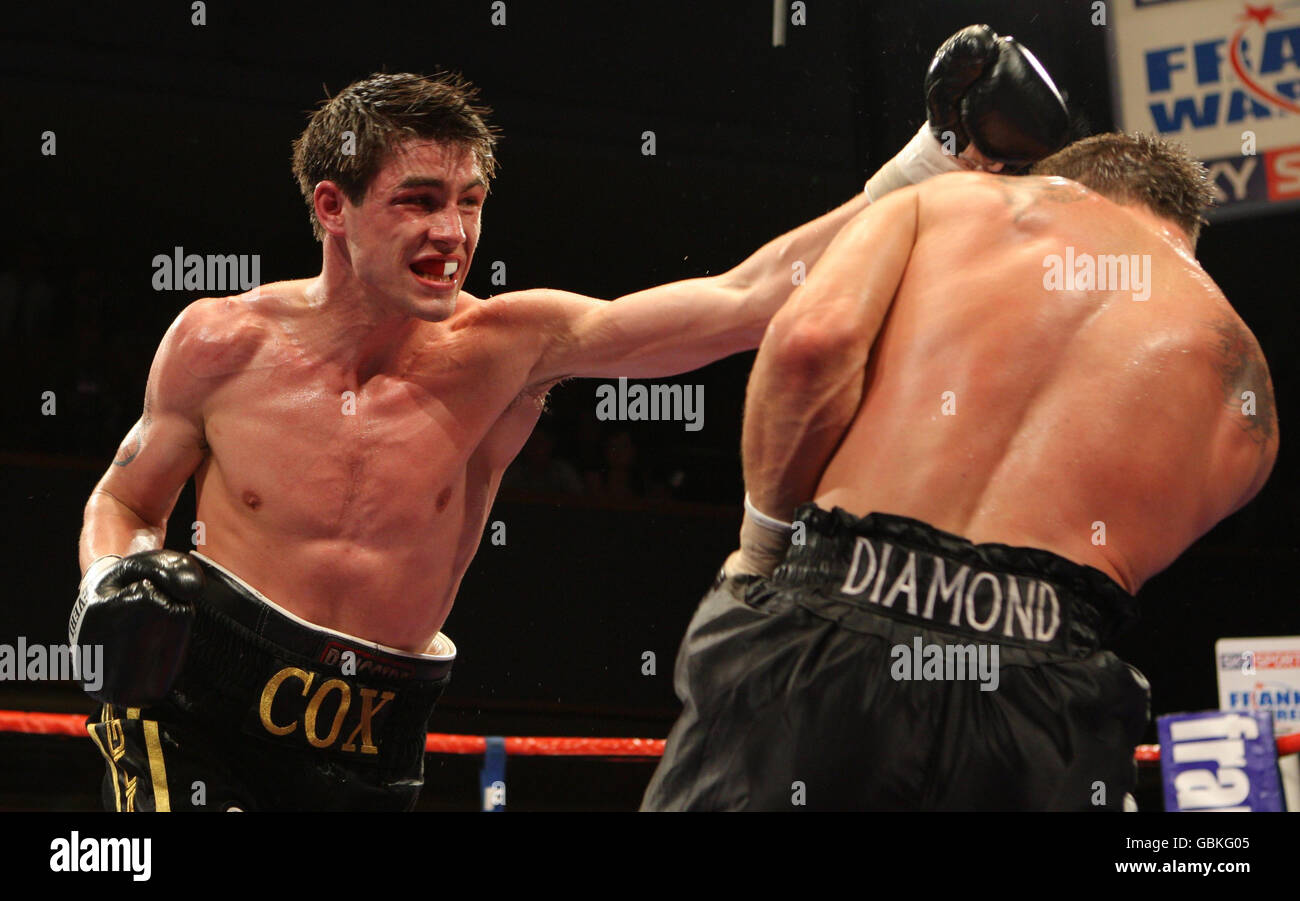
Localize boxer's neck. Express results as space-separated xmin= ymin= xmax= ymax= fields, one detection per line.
xmin=1117 ymin=202 xmax=1197 ymax=260
xmin=301 ymin=258 xmax=426 ymax=383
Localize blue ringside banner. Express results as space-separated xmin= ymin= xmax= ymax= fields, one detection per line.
xmin=1158 ymin=710 xmax=1284 ymax=811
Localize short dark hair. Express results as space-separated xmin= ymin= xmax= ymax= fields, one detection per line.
xmin=292 ymin=71 xmax=500 ymax=241
xmin=1030 ymin=132 xmax=1215 ymax=244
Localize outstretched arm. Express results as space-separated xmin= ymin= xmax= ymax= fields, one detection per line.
xmin=518 ymin=21 xmax=1064 ymax=388
xmin=521 ymin=188 xmax=873 ymax=386
xmin=520 ymin=20 xmax=1066 ymax=387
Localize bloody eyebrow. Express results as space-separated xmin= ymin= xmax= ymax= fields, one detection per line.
xmin=395 ymin=177 xmax=485 ymax=193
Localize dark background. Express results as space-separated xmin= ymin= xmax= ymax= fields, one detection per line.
xmin=1 ymin=0 xmax=1295 ymax=810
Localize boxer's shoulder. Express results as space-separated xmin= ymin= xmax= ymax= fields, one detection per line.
xmin=431 ymin=290 xmax=555 ymax=361
xmin=1174 ymin=298 xmax=1278 ymax=514
xmin=161 ymin=283 xmax=291 ymax=382
xmin=1196 ymin=300 xmax=1275 ymax=413
xmin=461 ymin=287 xmax=573 ymax=319
xmin=920 ymin=171 xmax=1095 ymax=221
xmin=451 ymin=287 xmax=597 ymax=345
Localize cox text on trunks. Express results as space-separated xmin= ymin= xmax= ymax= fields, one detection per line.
xmin=257 ymin=666 xmax=396 ymax=756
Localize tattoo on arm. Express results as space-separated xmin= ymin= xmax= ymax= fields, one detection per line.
xmin=112 ymin=423 xmax=143 ymax=467
xmin=1208 ymin=315 xmax=1276 ymax=445
xmin=113 ymin=395 xmax=153 ymax=467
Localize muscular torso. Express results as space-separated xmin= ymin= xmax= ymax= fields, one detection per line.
xmin=189 ymin=284 xmax=547 ymax=649
xmin=816 ymin=175 xmax=1277 ymax=592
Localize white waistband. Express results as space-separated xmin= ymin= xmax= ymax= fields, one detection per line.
xmin=191 ymin=552 xmax=456 ymax=661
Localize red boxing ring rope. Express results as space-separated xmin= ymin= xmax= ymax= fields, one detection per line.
xmin=0 ymin=709 xmax=1296 ymax=762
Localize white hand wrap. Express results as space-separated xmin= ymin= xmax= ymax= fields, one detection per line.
xmin=69 ymin=554 xmax=121 ymax=646
xmin=864 ymin=123 xmax=967 ymax=202
xmin=722 ymin=495 xmax=794 ymax=579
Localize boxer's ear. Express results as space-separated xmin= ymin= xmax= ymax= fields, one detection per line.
xmin=313 ymin=180 xmax=349 ymax=237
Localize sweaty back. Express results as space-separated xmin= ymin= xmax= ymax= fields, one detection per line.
xmin=814 ymin=173 xmax=1271 ymax=593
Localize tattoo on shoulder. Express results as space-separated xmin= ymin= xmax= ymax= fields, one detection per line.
xmin=995 ymin=179 xmax=1084 ymax=222
xmin=1207 ymin=314 xmax=1276 ymax=445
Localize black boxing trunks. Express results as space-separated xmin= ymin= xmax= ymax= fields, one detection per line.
xmin=641 ymin=505 xmax=1151 ymax=811
xmin=85 ymin=553 xmax=455 ymax=811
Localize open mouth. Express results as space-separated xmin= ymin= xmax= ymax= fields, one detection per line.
xmin=410 ymin=258 xmax=460 ymax=286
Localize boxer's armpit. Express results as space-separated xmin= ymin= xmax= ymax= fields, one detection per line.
xmin=508 ymin=380 xmax=555 ymax=413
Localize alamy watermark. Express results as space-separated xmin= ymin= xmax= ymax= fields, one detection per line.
xmin=595 ymin=377 xmax=703 ymax=431
xmin=50 ymin=832 xmax=150 ymax=881
xmin=1042 ymin=247 xmax=1152 ymax=301
xmin=152 ymin=246 xmax=261 ymax=292
xmin=891 ymin=637 xmax=999 ymax=691
xmin=0 ymin=637 xmax=101 ymax=692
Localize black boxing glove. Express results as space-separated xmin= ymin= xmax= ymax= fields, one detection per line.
xmin=865 ymin=25 xmax=1003 ymax=200
xmin=69 ymin=550 xmax=203 ymax=706
xmin=925 ymin=24 xmax=1069 ymax=167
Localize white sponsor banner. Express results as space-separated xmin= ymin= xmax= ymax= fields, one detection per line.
xmin=1109 ymin=0 xmax=1300 ymax=216
xmin=1216 ymin=635 xmax=1300 ymax=810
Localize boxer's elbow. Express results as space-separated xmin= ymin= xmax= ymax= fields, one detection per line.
xmin=86 ymin=486 xmax=164 ymax=533
xmin=81 ymin=488 xmax=168 ymax=570
xmin=721 ymin=250 xmax=807 ymax=342
xmin=762 ymin=308 xmax=864 ymax=380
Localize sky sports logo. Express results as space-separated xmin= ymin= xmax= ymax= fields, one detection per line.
xmin=1219 ymin=649 xmax=1300 ymax=670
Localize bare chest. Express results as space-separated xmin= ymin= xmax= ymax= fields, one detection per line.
xmin=200 ymin=365 xmax=530 ymax=539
